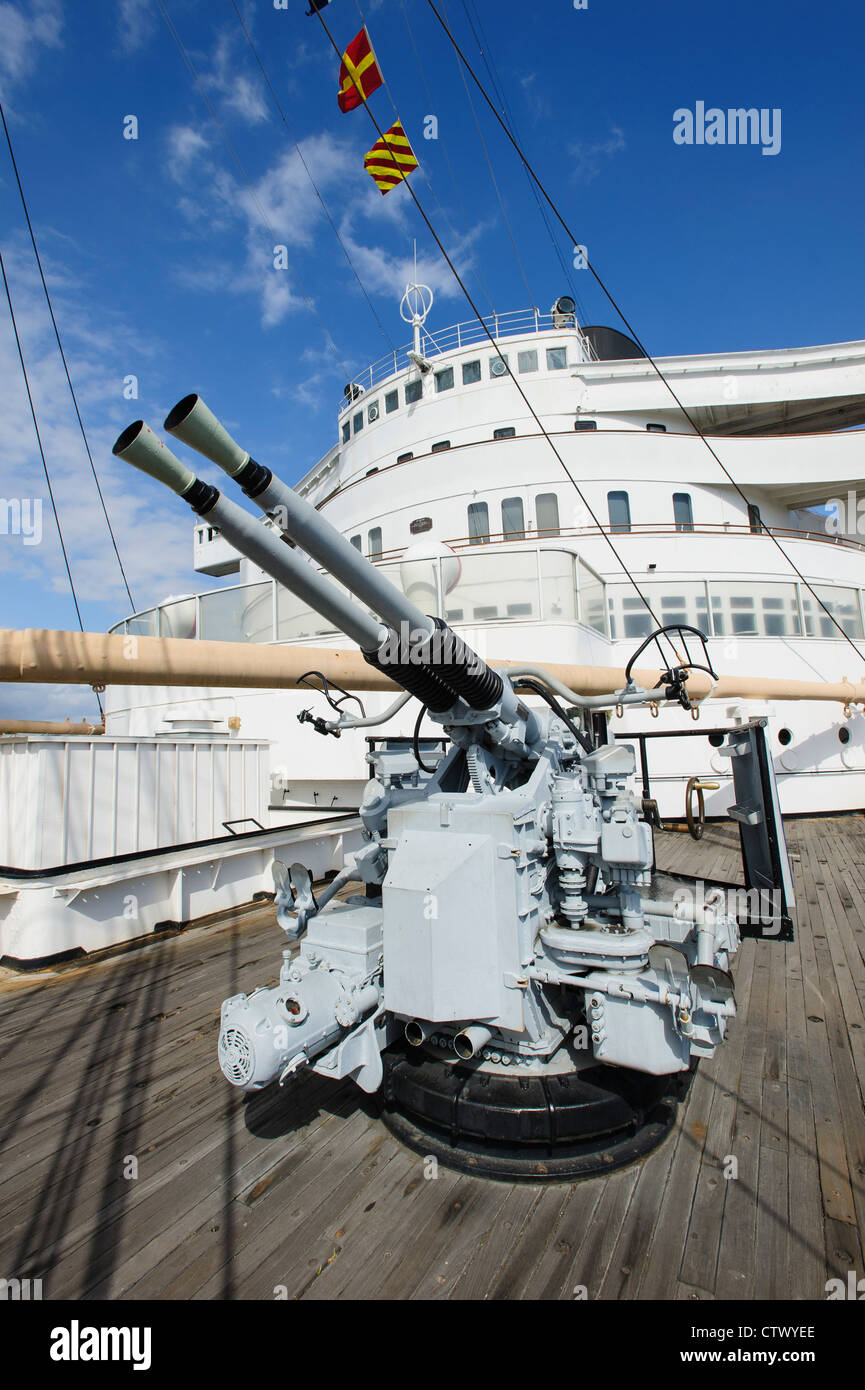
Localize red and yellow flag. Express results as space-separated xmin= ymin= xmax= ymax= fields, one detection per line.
xmin=337 ymin=27 xmax=383 ymax=112
xmin=363 ymin=120 xmax=418 ymax=195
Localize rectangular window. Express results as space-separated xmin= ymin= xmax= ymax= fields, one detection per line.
xmin=673 ymin=492 xmax=693 ymax=531
xmin=367 ymin=527 xmax=383 ymax=560
xmin=200 ymin=583 xmax=272 ymax=644
xmin=541 ymin=551 xmax=577 ymax=622
xmin=577 ymin=559 xmax=607 ymax=634
xmin=802 ymin=585 xmax=864 ymax=639
xmin=435 ymin=366 xmax=454 ymax=392
xmin=489 ymin=354 xmax=509 ymax=378
xmin=747 ymin=503 xmax=762 ymax=533
xmin=385 ymin=389 xmax=399 ymax=414
xmin=536 ymin=493 xmax=560 ymax=538
xmin=431 ymin=440 xmax=450 ymax=453
xmin=546 ymin=346 xmax=568 ymax=371
xmin=501 ymin=497 xmax=525 ymax=539
xmin=367 ymin=400 xmax=379 ymax=423
xmin=494 ymin=426 xmax=516 ymax=439
xmin=462 ymin=360 xmax=481 ymax=384
xmin=710 ymin=581 xmax=801 ymax=638
xmin=397 ymin=451 xmax=414 ymax=463
xmin=445 ymin=549 xmax=537 ymax=621
xmin=646 ymin=422 xmax=667 ymax=433
xmin=467 ymin=501 xmax=490 ymax=544
xmin=405 ymin=379 xmax=423 ymax=404
xmin=608 ymin=490 xmax=631 ymax=533
xmin=517 ymin=349 xmax=538 ymax=373
xmin=353 ymin=411 xmax=363 ymax=433
xmin=350 ymin=534 xmax=362 ymax=551
xmin=621 ymin=595 xmax=654 ymax=640
xmin=574 ymin=419 xmax=597 ymax=431
xmin=341 ymin=421 xmax=351 ymax=443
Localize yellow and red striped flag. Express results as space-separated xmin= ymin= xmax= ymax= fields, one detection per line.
xmin=363 ymin=120 xmax=418 ymax=195
xmin=337 ymin=27 xmax=383 ymax=112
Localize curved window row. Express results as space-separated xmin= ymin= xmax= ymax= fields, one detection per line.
xmin=341 ymin=344 xmax=573 ymax=437
xmin=114 ymin=548 xmax=606 ymax=645
xmin=114 ymin=564 xmax=865 ymax=650
xmin=607 ymin=579 xmax=865 ymax=642
xmin=468 ymin=493 xmax=561 ymax=544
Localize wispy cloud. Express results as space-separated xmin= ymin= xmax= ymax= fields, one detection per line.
xmin=0 ymin=239 xmax=210 ymax=617
xmin=568 ymin=125 xmax=626 ymax=183
xmin=202 ymin=29 xmax=270 ymax=126
xmin=519 ymin=73 xmax=552 ymax=124
xmin=166 ymin=123 xmax=211 ymax=182
xmin=116 ymin=0 xmax=157 ymax=55
xmin=0 ymin=0 xmax=63 ymax=93
xmin=567 ymin=126 xmax=625 ymax=183
xmin=165 ymin=126 xmax=358 ymax=328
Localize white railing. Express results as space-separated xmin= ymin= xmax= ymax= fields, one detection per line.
xmin=338 ymin=309 xmax=592 ymax=412
xmin=109 ymin=545 xmax=865 ymax=649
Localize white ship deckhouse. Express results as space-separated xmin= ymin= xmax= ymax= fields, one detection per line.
xmin=104 ymin=292 xmax=865 ymax=822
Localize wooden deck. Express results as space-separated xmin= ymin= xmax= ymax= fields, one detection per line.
xmin=1 ymin=815 xmax=863 ymax=1301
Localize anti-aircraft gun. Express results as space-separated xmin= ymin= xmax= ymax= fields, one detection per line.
xmin=113 ymin=397 xmax=794 ymax=1180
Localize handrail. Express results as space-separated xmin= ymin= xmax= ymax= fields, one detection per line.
xmin=337 ymin=309 xmax=587 ymax=411
xmin=393 ymin=522 xmax=865 ymax=557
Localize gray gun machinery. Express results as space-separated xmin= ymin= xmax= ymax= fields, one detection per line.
xmin=113 ymin=397 xmax=793 ymax=1179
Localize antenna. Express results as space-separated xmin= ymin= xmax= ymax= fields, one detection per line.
xmin=400 ymin=278 xmax=434 ymax=357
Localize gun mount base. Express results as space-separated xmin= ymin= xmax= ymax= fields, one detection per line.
xmin=380 ymin=1043 xmax=685 ymax=1182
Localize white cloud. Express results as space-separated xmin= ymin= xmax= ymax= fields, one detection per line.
xmin=0 ymin=0 xmax=63 ymax=92
xmin=339 ymin=213 xmax=487 ymax=306
xmin=162 ymin=60 xmax=490 ymax=333
xmin=0 ymin=240 xmax=210 ymax=621
xmin=166 ymin=127 xmax=359 ymax=328
xmin=116 ymin=0 xmax=157 ymax=55
xmin=236 ymin=134 xmax=359 ymax=250
xmin=166 ymin=123 xmax=211 ymax=182
xmin=203 ymin=30 xmax=269 ymax=126
xmin=568 ymin=126 xmax=626 ymax=183
xmin=520 ymin=73 xmax=552 ymax=124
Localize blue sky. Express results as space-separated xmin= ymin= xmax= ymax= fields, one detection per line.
xmin=0 ymin=0 xmax=863 ymax=717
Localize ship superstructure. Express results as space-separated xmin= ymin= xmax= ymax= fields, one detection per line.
xmin=104 ymin=291 xmax=865 ymax=821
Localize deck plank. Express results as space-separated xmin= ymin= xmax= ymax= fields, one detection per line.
xmin=1 ymin=817 xmax=864 ymax=1299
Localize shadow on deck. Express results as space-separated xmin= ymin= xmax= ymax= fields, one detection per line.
xmin=0 ymin=817 xmax=863 ymax=1300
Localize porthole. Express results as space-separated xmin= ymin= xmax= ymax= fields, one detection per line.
xmin=777 ymin=728 xmax=793 ymax=746
xmin=708 ymin=732 xmax=724 ymax=748
xmin=839 ymin=726 xmax=851 ymax=744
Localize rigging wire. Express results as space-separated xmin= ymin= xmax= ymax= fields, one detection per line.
xmin=0 ymin=241 xmax=103 ymax=719
xmin=0 ymin=99 xmax=136 ymax=611
xmin=153 ymin=0 xmax=353 ymax=381
xmin=312 ymin=5 xmax=663 ymax=629
xmin=461 ymin=0 xmax=588 ymax=323
xmin=438 ymin=0 xmax=536 ymax=310
xmin=395 ymin=0 xmax=497 ymax=316
xmin=351 ymin=0 xmax=497 ymax=322
xmin=227 ymin=0 xmax=396 ymax=355
xmin=425 ymin=0 xmax=865 ymax=667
